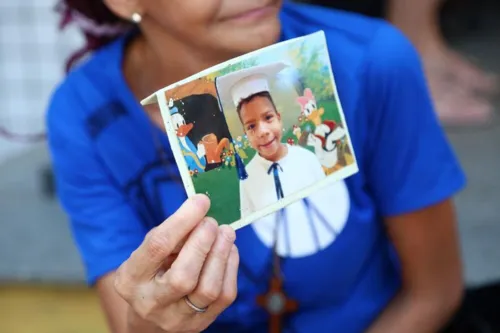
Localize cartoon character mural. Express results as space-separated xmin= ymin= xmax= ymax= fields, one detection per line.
xmin=306 ymin=120 xmax=347 ymax=175
xmin=295 ymin=88 xmax=351 ymax=174
xmin=169 ymin=98 xmax=232 ymax=175
xmin=296 ymin=88 xmax=324 ymax=126
xmin=170 ymin=98 xmax=207 ymax=174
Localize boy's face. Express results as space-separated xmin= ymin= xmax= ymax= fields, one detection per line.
xmin=239 ymin=95 xmax=284 ymax=161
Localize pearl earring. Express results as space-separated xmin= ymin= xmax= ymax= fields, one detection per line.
xmin=131 ymin=12 xmax=142 ymax=24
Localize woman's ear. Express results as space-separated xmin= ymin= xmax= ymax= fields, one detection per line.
xmin=103 ymin=0 xmax=143 ymax=21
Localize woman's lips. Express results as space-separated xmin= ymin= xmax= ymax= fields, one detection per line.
xmin=222 ymin=4 xmax=275 ymax=23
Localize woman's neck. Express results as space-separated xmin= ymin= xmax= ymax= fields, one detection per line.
xmin=123 ymin=31 xmax=237 ymax=101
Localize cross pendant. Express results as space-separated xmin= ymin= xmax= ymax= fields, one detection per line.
xmin=256 ymin=274 xmax=299 ymax=333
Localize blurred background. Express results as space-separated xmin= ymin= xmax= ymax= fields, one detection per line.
xmin=0 ymin=0 xmax=499 ymax=332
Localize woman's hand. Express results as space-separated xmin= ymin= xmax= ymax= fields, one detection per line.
xmin=114 ymin=194 xmax=239 ymax=333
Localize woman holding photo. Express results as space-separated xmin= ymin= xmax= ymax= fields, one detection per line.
xmin=47 ymin=0 xmax=466 ymax=332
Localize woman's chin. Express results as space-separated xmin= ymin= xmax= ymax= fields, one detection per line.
xmin=215 ymin=18 xmax=281 ymax=54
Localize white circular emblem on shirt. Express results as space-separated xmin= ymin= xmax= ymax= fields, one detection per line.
xmin=239 ymin=145 xmax=351 ymax=259
xmin=250 ymin=179 xmax=350 ymax=258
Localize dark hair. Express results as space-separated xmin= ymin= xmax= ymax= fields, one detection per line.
xmin=56 ymin=0 xmax=132 ymax=72
xmin=236 ymin=91 xmax=278 ymax=116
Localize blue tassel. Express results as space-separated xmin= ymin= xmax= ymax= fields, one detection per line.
xmin=234 ymin=153 xmax=248 ymax=180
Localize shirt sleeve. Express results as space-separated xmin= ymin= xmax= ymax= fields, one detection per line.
xmin=46 ymin=82 xmax=147 ymax=285
xmin=361 ymin=24 xmax=467 ymax=217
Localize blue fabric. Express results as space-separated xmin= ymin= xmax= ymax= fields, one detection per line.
xmin=46 ymin=1 xmax=466 ymax=332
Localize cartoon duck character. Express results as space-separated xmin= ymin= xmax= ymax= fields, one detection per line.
xmin=306 ymin=120 xmax=347 ymax=175
xmin=297 ymin=88 xmax=325 ymax=127
xmin=169 ymin=99 xmax=207 ymax=173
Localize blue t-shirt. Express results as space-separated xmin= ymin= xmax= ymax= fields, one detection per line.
xmin=46 ymin=2 xmax=466 ymax=333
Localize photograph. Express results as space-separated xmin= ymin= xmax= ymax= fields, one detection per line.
xmin=147 ymin=31 xmax=358 ymax=228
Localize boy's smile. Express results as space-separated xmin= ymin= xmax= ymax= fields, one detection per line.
xmin=258 ymin=136 xmax=281 ymax=158
xmin=239 ymin=94 xmax=287 ymax=162
xmin=260 ymin=137 xmax=277 ymax=149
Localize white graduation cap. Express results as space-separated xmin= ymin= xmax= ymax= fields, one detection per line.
xmin=215 ymin=61 xmax=289 ymax=108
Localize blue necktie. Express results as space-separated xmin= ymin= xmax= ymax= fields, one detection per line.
xmin=267 ymin=162 xmax=284 ymax=200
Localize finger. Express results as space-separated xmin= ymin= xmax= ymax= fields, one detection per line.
xmin=211 ymin=244 xmax=240 ymax=314
xmin=160 ymin=218 xmax=219 ymax=300
xmin=127 ymin=194 xmax=210 ymax=278
xmin=156 ymin=230 xmax=195 ymax=278
xmin=186 ymin=225 xmax=236 ymax=309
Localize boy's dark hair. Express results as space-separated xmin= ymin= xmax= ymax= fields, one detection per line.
xmin=236 ymin=91 xmax=279 ymax=116
xmin=56 ymin=0 xmax=132 ymax=72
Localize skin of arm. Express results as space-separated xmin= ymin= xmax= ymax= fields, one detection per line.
xmin=366 ymin=199 xmax=464 ymax=333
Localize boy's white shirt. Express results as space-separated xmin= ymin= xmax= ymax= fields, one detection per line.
xmin=240 ymin=144 xmax=351 ymax=258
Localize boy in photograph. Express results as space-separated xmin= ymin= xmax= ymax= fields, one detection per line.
xmin=216 ymin=62 xmax=349 ymax=258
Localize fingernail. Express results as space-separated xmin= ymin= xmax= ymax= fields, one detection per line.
xmin=220 ymin=225 xmax=236 ymax=243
